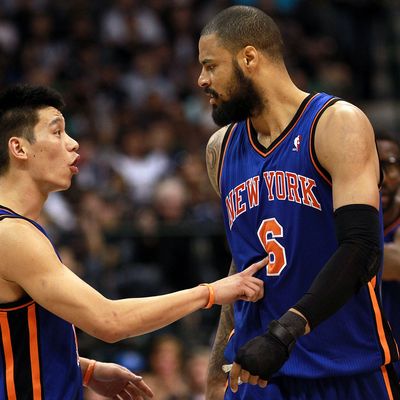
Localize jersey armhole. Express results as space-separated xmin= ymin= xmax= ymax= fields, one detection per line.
xmin=309 ymin=98 xmax=341 ymax=185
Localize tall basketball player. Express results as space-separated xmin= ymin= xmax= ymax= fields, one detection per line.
xmin=198 ymin=5 xmax=400 ymax=400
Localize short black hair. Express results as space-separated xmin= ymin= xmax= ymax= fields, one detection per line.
xmin=201 ymin=5 xmax=284 ymax=62
xmin=0 ymin=84 xmax=65 ymax=175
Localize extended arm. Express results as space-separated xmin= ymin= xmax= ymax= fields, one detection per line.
xmin=230 ymin=102 xmax=382 ymax=390
xmin=206 ymin=261 xmax=236 ymax=400
xmin=0 ymin=218 xmax=266 ymax=343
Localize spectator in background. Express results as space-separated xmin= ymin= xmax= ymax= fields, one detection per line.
xmin=376 ymin=132 xmax=400 ymax=376
xmin=184 ymin=347 xmax=210 ymax=400
xmin=142 ymin=334 xmax=189 ymax=400
xmin=111 ymin=125 xmax=171 ymax=204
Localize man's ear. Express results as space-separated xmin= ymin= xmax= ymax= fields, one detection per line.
xmin=8 ymin=137 xmax=29 ymax=161
xmin=242 ymin=46 xmax=259 ymax=70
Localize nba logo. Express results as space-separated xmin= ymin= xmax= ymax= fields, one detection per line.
xmin=293 ymin=135 xmax=301 ymax=152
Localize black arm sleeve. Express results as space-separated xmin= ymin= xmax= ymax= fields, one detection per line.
xmin=292 ymin=204 xmax=382 ymax=330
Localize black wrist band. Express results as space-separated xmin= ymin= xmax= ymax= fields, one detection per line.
xmin=268 ymin=320 xmax=297 ymax=352
xmin=268 ymin=311 xmax=307 ymax=353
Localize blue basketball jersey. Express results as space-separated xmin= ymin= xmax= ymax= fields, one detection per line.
xmin=219 ymin=93 xmax=398 ymax=383
xmin=0 ymin=207 xmax=83 ymax=399
xmin=382 ymin=216 xmax=400 ymax=359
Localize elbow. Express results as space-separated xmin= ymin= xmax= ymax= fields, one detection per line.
xmin=101 ymin=332 xmax=121 ymax=344
xmin=87 ymin=301 xmax=126 ymax=343
xmin=88 ymin=321 xmax=122 ymax=343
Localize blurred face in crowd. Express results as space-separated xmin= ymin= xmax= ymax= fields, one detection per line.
xmin=21 ymin=107 xmax=80 ymax=192
xmin=377 ymin=139 xmax=400 ymax=212
xmin=149 ymin=336 xmax=183 ymax=377
xmin=198 ymin=34 xmax=263 ymax=126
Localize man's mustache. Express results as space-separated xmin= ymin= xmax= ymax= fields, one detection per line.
xmin=204 ymin=87 xmax=219 ymax=98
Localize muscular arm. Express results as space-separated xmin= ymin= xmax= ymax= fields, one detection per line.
xmin=316 ymin=101 xmax=380 ymax=210
xmin=292 ymin=102 xmax=382 ymax=328
xmin=206 ymin=261 xmax=235 ymax=400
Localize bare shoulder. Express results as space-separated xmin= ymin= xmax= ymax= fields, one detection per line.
xmin=0 ymin=217 xmax=39 ymax=248
xmin=317 ymin=100 xmax=374 ymax=144
xmin=0 ymin=217 xmax=45 ymax=243
xmin=315 ymin=100 xmax=376 ymax=172
xmin=315 ymin=100 xmax=380 ymax=208
xmin=0 ymin=218 xmax=56 ymax=302
xmin=206 ymin=125 xmax=230 ymax=196
xmin=0 ymin=218 xmax=56 ymax=279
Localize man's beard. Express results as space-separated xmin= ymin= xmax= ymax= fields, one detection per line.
xmin=207 ymin=62 xmax=263 ymax=127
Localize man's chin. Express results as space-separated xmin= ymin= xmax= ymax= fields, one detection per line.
xmin=212 ymin=109 xmax=244 ymax=126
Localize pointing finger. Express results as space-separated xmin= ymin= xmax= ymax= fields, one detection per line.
xmin=241 ymin=256 xmax=268 ymax=276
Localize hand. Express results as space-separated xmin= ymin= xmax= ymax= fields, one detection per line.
xmin=229 ymin=312 xmax=307 ymax=392
xmin=87 ymin=361 xmax=154 ymax=399
xmin=212 ymin=257 xmax=267 ymax=305
xmin=229 ymin=331 xmax=286 ymax=392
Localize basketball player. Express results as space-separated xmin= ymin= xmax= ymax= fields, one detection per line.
xmin=0 ymin=84 xmax=266 ymax=399
xmin=198 ymin=5 xmax=400 ymax=399
xmin=377 ymin=133 xmax=400 ymax=376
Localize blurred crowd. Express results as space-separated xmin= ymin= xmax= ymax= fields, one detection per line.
xmin=0 ymin=0 xmax=399 ymax=398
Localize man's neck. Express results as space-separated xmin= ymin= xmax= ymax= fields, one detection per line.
xmin=250 ymin=88 xmax=310 ymax=145
xmin=0 ymin=176 xmax=46 ymax=220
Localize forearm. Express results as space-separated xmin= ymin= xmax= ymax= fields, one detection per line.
xmin=102 ymin=286 xmax=210 ymax=342
xmin=293 ymin=204 xmax=381 ymax=329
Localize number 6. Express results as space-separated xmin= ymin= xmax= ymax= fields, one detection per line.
xmin=257 ymin=218 xmax=287 ymax=276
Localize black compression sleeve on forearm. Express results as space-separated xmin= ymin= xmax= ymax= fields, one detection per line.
xmin=293 ymin=204 xmax=382 ymax=330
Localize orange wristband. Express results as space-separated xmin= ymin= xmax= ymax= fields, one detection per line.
xmin=83 ymin=360 xmax=96 ymax=387
xmin=200 ymin=283 xmax=215 ymax=309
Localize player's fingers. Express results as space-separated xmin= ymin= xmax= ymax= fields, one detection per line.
xmin=128 ymin=381 xmax=154 ymax=398
xmin=121 ymin=385 xmax=140 ymax=399
xmin=241 ymin=256 xmax=268 ymax=276
xmin=242 ymin=280 xmax=264 ymax=301
xmin=239 ymin=283 xmax=264 ymax=302
xmin=248 ymin=374 xmax=259 ymax=385
xmin=229 ymin=362 xmax=242 ymax=393
xmin=239 ymin=369 xmax=250 ymax=383
xmin=258 ymin=378 xmax=268 ymax=388
xmin=117 ymin=390 xmax=133 ymax=400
